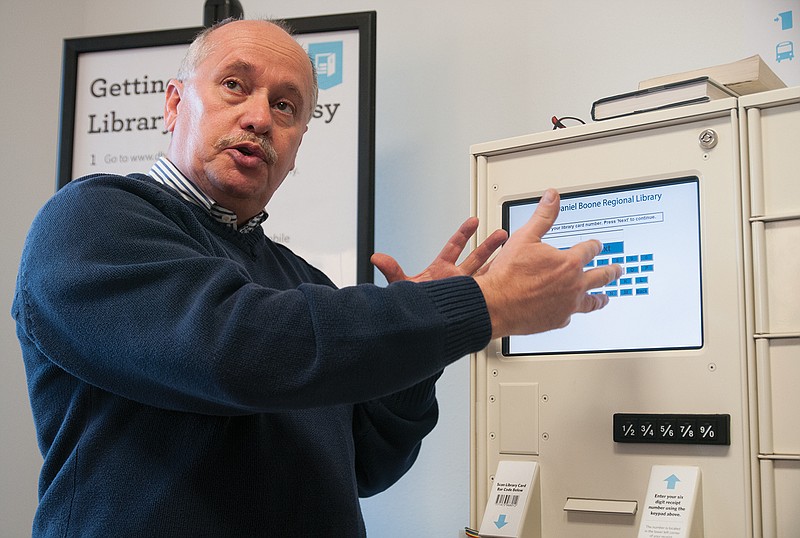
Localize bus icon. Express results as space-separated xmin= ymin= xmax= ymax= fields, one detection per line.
xmin=776 ymin=41 xmax=794 ymax=62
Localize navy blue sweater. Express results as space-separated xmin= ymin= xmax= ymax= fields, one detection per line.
xmin=12 ymin=174 xmax=492 ymax=537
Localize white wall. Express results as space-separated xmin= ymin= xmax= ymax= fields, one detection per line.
xmin=1 ymin=2 xmax=85 ymax=535
xmin=2 ymin=1 xmax=770 ymax=536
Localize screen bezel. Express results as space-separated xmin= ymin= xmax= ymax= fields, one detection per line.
xmin=501 ymin=176 xmax=704 ymax=357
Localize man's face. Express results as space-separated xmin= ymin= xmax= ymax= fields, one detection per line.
xmin=164 ymin=21 xmax=315 ymax=221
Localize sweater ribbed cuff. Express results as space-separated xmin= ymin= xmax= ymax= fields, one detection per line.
xmin=418 ymin=276 xmax=492 ymax=360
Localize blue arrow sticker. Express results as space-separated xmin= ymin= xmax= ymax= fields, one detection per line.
xmin=664 ymin=474 xmax=681 ymax=489
xmin=495 ymin=514 xmax=509 ymax=529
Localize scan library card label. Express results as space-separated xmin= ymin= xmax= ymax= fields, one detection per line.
xmin=638 ymin=465 xmax=702 ymax=538
xmin=479 ymin=460 xmax=538 ymax=538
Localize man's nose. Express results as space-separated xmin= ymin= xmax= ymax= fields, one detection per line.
xmin=241 ymin=94 xmax=272 ymax=135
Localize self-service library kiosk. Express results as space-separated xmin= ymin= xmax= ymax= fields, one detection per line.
xmin=470 ymin=86 xmax=800 ymax=537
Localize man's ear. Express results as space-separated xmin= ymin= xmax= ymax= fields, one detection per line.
xmin=163 ymin=79 xmax=183 ymax=133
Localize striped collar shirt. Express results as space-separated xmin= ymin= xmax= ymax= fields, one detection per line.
xmin=149 ymin=157 xmax=267 ymax=234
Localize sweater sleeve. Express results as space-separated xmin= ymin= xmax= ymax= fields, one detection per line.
xmin=353 ymin=371 xmax=443 ymax=497
xmin=14 ymin=176 xmax=492 ymax=415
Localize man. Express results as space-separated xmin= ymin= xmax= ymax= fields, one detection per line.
xmin=13 ymin=18 xmax=620 ymax=537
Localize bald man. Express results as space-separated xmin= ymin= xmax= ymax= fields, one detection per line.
xmin=13 ymin=18 xmax=619 ymax=537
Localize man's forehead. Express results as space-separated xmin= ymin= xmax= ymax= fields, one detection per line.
xmin=203 ymin=22 xmax=310 ymax=73
xmin=209 ymin=21 xmax=300 ymax=55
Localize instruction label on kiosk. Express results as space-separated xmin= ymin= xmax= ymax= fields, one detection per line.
xmin=638 ymin=465 xmax=703 ymax=538
xmin=479 ymin=460 xmax=538 ymax=538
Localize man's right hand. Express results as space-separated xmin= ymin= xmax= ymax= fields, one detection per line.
xmin=474 ymin=188 xmax=622 ymax=339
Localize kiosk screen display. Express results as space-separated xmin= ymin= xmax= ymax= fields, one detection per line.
xmin=503 ymin=177 xmax=703 ymax=355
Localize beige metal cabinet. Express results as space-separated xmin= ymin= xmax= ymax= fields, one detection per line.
xmin=740 ymin=86 xmax=800 ymax=538
xmin=470 ymin=86 xmax=800 ymax=537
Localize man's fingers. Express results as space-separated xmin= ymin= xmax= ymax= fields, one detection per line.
xmin=434 ymin=218 xmax=480 ymax=265
xmin=583 ymin=263 xmax=623 ymax=291
xmin=570 ymin=239 xmax=623 ymax=291
xmin=569 ymin=239 xmax=604 ymax=266
xmin=576 ymin=292 xmax=610 ymax=313
xmin=516 ymin=189 xmax=560 ymax=241
xmin=370 ymin=253 xmax=408 ymax=283
xmin=459 ymin=228 xmax=508 ymax=275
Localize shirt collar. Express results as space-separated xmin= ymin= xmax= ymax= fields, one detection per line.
xmin=149 ymin=157 xmax=267 ymax=233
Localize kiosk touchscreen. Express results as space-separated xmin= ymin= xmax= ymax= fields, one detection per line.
xmin=503 ymin=177 xmax=703 ymax=356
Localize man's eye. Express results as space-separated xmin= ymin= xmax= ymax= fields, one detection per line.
xmin=274 ymin=101 xmax=296 ymax=115
xmin=223 ymin=80 xmax=243 ymax=91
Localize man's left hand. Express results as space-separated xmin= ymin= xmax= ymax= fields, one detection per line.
xmin=371 ymin=217 xmax=508 ymax=283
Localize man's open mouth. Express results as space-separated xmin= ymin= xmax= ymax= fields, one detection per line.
xmin=232 ymin=144 xmax=264 ymax=161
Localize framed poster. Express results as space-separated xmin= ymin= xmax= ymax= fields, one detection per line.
xmin=57 ymin=11 xmax=376 ymax=286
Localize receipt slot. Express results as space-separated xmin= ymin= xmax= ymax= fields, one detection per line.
xmin=470 ymin=87 xmax=800 ymax=537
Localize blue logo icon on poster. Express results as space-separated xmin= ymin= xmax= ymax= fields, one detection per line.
xmin=774 ymin=11 xmax=793 ymax=31
xmin=309 ymin=41 xmax=343 ymax=90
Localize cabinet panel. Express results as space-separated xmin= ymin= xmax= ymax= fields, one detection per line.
xmin=762 ymin=220 xmax=800 ymax=334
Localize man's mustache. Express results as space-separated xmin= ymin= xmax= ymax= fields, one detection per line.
xmin=215 ymin=133 xmax=278 ymax=165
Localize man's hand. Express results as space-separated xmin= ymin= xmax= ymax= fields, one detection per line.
xmin=371 ymin=188 xmax=620 ymax=340
xmin=371 ymin=217 xmax=508 ymax=283
xmin=474 ymin=188 xmax=622 ymax=339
